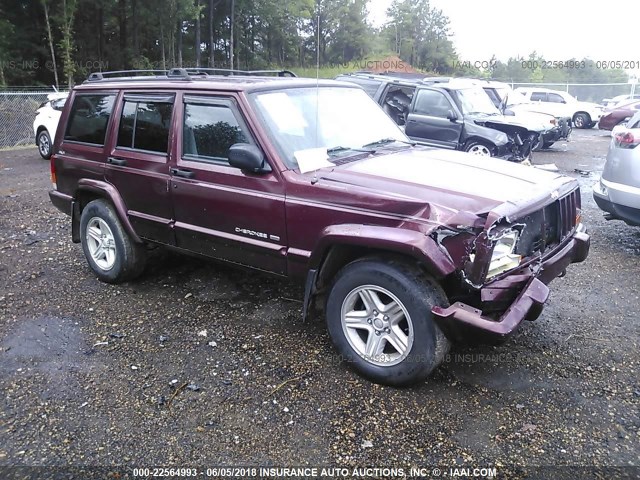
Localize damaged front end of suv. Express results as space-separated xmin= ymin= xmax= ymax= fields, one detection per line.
xmin=473 ymin=119 xmax=539 ymax=162
xmin=427 ymin=183 xmax=589 ymax=344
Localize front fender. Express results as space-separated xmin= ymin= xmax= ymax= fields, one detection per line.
xmin=463 ymin=122 xmax=510 ymax=146
xmin=309 ymin=224 xmax=457 ymax=279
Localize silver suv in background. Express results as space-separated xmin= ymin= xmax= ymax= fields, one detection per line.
xmin=593 ymin=111 xmax=640 ymax=226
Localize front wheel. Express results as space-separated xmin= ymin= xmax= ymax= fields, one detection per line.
xmin=37 ymin=130 xmax=52 ymax=159
xmin=464 ymin=140 xmax=494 ymax=156
xmin=326 ymin=257 xmax=450 ymax=386
xmin=80 ymin=199 xmax=147 ymax=283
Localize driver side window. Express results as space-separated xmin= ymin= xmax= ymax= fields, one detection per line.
xmin=413 ymin=90 xmax=452 ymax=118
xmin=182 ymin=100 xmax=251 ymax=164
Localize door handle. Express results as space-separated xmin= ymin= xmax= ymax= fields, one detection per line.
xmin=107 ymin=157 xmax=127 ymax=166
xmin=170 ymin=168 xmax=195 ymax=179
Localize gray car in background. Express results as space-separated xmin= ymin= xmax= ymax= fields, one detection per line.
xmin=593 ymin=111 xmax=640 ymax=226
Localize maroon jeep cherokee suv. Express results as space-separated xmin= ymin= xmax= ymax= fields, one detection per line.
xmin=49 ymin=69 xmax=590 ymax=386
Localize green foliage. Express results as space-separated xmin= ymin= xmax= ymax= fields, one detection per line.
xmin=0 ymin=0 xmax=631 ymax=89
xmin=385 ymin=0 xmax=458 ymax=74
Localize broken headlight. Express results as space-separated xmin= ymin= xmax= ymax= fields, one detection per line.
xmin=486 ymin=230 xmax=522 ymax=279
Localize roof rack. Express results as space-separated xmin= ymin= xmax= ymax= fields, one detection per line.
xmin=85 ymin=67 xmax=297 ymax=83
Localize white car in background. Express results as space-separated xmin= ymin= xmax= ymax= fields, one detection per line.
xmin=516 ymin=87 xmax=604 ymax=129
xmin=33 ymin=92 xmax=68 ymax=159
xmin=601 ymin=94 xmax=640 ymax=109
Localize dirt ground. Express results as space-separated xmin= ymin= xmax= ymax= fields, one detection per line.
xmin=0 ymin=129 xmax=638 ymax=478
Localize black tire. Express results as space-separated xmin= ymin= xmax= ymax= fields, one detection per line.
xmin=542 ymin=140 xmax=555 ymax=149
xmin=573 ymin=113 xmax=591 ymax=129
xmin=80 ymin=199 xmax=146 ymax=283
xmin=326 ymin=257 xmax=451 ymax=386
xmin=463 ymin=139 xmax=494 ymax=157
xmin=37 ymin=130 xmax=52 ymax=159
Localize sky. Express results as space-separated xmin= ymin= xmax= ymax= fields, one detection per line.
xmin=368 ymin=0 xmax=640 ymax=75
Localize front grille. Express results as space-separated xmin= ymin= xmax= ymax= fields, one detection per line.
xmin=514 ymin=189 xmax=580 ymax=257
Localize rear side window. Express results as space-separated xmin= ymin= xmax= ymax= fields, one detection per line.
xmin=117 ymin=95 xmax=175 ymax=154
xmin=182 ymin=101 xmax=249 ymax=163
xmin=548 ymin=93 xmax=565 ymax=104
xmin=64 ymin=94 xmax=116 ymax=145
xmin=530 ymin=92 xmax=547 ymax=102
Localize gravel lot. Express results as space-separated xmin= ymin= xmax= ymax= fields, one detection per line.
xmin=0 ymin=130 xmax=638 ymax=477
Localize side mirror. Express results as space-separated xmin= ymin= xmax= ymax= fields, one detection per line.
xmin=228 ymin=143 xmax=271 ymax=173
xmin=503 ymin=109 xmax=516 ymax=116
xmin=447 ymin=110 xmax=458 ymax=122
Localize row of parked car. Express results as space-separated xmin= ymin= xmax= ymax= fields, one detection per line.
xmin=333 ymin=73 xmax=608 ymax=162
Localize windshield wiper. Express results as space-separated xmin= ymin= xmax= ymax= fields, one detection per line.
xmin=361 ymin=138 xmax=416 ymax=148
xmin=326 ymin=145 xmax=375 ymax=156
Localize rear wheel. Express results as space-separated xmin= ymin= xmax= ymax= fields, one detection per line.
xmin=464 ymin=140 xmax=493 ymax=157
xmin=37 ymin=130 xmax=52 ymax=159
xmin=573 ymin=113 xmax=591 ymax=129
xmin=542 ymin=140 xmax=555 ymax=149
xmin=326 ymin=257 xmax=450 ymax=386
xmin=80 ymin=199 xmax=146 ymax=283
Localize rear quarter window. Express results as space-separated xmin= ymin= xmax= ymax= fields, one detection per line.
xmin=64 ymin=94 xmax=116 ymax=145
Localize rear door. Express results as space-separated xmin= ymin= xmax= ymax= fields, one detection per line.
xmin=405 ymin=88 xmax=462 ymax=149
xmin=55 ymin=91 xmax=117 ymax=195
xmin=170 ymin=93 xmax=287 ymax=275
xmin=105 ymin=92 xmax=176 ymax=245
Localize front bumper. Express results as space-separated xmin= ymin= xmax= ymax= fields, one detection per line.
xmin=432 ymin=226 xmax=590 ymax=345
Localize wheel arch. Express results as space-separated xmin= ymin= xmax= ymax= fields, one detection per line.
xmin=301 ymin=224 xmax=457 ymax=320
xmin=72 ymin=179 xmax=142 ymax=244
xmin=35 ymin=125 xmax=48 ymax=139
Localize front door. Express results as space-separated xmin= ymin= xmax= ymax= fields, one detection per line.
xmin=405 ymin=88 xmax=463 ymax=149
xmin=170 ymin=93 xmax=287 ymax=275
xmin=105 ymin=92 xmax=176 ymax=245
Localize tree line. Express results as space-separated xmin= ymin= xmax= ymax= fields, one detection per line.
xmin=0 ymin=0 xmax=629 ymax=88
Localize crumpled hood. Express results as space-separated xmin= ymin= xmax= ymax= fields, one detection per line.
xmin=503 ymin=110 xmax=556 ymax=131
xmin=510 ymin=102 xmax=572 ymax=119
xmin=316 ymin=147 xmax=572 ymax=220
xmin=468 ymin=113 xmax=542 ymax=132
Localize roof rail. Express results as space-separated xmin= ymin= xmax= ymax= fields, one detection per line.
xmin=86 ymin=69 xmax=182 ymax=82
xmin=85 ymin=67 xmax=297 ymax=83
xmin=179 ymin=68 xmax=297 ymax=77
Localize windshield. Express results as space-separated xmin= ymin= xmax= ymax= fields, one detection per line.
xmin=496 ymin=87 xmax=529 ymax=106
xmin=251 ymin=87 xmax=408 ymax=171
xmin=453 ymin=87 xmax=501 ymax=115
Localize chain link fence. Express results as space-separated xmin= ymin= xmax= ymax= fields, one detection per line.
xmin=510 ymin=82 xmax=637 ymax=104
xmin=0 ymin=91 xmax=66 ymax=150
